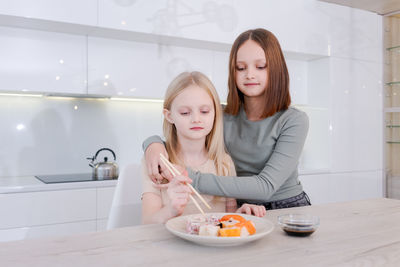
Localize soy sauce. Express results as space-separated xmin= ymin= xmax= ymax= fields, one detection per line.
xmin=283 ymin=227 xmax=315 ymax=237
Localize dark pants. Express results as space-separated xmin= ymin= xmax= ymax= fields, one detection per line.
xmin=238 ymin=191 xmax=311 ymax=211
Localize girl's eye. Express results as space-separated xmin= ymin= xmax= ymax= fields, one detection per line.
xmin=180 ymin=112 xmax=190 ymax=116
xmin=257 ymin=66 xmax=266 ymax=70
xmin=236 ymin=66 xmax=245 ymax=71
xmin=201 ymin=110 xmax=210 ymax=114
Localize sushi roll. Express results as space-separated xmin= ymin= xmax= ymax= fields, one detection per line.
xmin=206 ymin=215 xmax=219 ymax=225
xmin=186 ymin=215 xmax=207 ymax=235
xmin=219 ymin=226 xmax=241 ymax=237
xmin=219 ymin=214 xmax=256 ymax=237
xmin=237 ymin=220 xmax=256 ymax=237
xmin=199 ymin=224 xmax=220 ymax=237
xmin=219 ymin=214 xmax=246 ymax=228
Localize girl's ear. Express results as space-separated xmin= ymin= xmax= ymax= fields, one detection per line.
xmin=163 ymin=108 xmax=173 ymax=124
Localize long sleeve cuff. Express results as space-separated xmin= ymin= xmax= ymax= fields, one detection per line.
xmin=142 ymin=135 xmax=165 ymax=152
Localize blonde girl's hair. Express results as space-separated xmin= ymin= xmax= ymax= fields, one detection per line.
xmin=163 ymin=71 xmax=231 ymax=176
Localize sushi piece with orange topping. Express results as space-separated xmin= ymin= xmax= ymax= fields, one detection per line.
xmin=219 ymin=226 xmax=242 ymax=237
xmin=219 ymin=214 xmax=246 ymax=228
xmin=219 ymin=214 xmax=256 ymax=237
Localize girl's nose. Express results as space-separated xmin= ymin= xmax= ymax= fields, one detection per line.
xmin=191 ymin=112 xmax=201 ymax=123
xmin=246 ymin=67 xmax=255 ymax=79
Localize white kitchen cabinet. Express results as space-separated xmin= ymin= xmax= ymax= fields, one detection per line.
xmin=299 ymin=170 xmax=383 ymax=205
xmin=232 ymin=0 xmax=330 ymax=57
xmin=88 ymin=36 xmax=214 ymax=98
xmin=98 ymin=0 xmax=236 ymax=44
xmin=0 ymin=221 xmax=96 ymax=242
xmin=87 ymin=37 xmax=163 ymax=98
xmin=212 ymin=50 xmax=230 ymax=102
xmin=0 ymin=186 xmax=116 ymax=242
xmin=0 ymin=26 xmax=87 ymax=95
xmin=97 ymin=187 xmax=115 ymax=220
xmin=318 ymin=2 xmax=382 ymax=62
xmin=0 ymin=0 xmax=334 ymax=99
xmin=329 ymin=57 xmax=382 ymax=172
xmin=98 ymin=0 xmax=164 ymax=34
xmin=0 ymin=0 xmax=97 ymax=26
xmin=0 ymin=188 xmax=96 ymax=229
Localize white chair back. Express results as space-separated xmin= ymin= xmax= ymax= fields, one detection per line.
xmin=107 ymin=162 xmax=142 ymax=229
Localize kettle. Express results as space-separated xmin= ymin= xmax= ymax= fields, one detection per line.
xmin=87 ymin=148 xmax=119 ymax=180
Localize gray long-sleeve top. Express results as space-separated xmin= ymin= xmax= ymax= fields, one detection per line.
xmin=143 ymin=106 xmax=309 ymax=203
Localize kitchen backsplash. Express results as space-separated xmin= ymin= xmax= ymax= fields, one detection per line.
xmin=0 ymin=95 xmax=163 ymax=177
xmin=0 ymin=93 xmax=330 ymax=177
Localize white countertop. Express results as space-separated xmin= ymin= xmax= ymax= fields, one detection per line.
xmin=0 ymin=175 xmax=117 ymax=194
xmin=0 ymin=168 xmax=327 ymax=194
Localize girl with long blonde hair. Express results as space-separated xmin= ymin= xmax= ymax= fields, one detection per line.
xmin=141 ymin=71 xmax=265 ymax=224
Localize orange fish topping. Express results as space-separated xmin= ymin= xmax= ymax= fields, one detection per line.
xmin=219 ymin=227 xmax=241 ymax=237
xmin=219 ymin=214 xmax=246 ymax=224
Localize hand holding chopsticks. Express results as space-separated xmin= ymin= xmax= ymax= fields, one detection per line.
xmin=159 ymin=153 xmax=211 ymax=215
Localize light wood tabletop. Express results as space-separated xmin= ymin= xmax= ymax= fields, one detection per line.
xmin=1 ymin=198 xmax=400 ymax=267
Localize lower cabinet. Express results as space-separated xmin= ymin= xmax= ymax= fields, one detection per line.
xmin=299 ymin=171 xmax=383 ymax=205
xmin=0 ymin=221 xmax=96 ymax=242
xmin=0 ymin=186 xmax=116 ymax=242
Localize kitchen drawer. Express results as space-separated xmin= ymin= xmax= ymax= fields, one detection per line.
xmin=0 ymin=188 xmax=96 ymax=229
xmin=96 ymin=187 xmax=116 ymax=219
xmin=0 ymin=220 xmax=96 ymax=242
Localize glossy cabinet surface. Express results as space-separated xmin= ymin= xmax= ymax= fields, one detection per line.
xmin=0 ymin=186 xmax=116 ymax=242
xmin=299 ymin=170 xmax=383 ymax=205
xmin=98 ymin=0 xmax=236 ymax=44
xmin=88 ymin=37 xmax=216 ymax=98
xmin=0 ymin=26 xmax=87 ymax=94
xmin=0 ymin=221 xmax=96 ymax=242
xmin=0 ymin=0 xmax=97 ymax=25
xmin=0 ymin=188 xmax=96 ymax=229
xmin=97 ymin=187 xmax=115 ymax=219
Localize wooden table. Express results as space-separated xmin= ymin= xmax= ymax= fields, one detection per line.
xmin=1 ymin=198 xmax=400 ymax=267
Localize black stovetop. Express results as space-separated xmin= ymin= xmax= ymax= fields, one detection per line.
xmin=35 ymin=173 xmax=114 ymax=184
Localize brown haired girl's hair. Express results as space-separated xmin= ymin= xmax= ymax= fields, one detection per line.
xmin=225 ymin=28 xmax=291 ymax=118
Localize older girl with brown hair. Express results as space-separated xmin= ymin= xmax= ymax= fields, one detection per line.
xmin=144 ymin=28 xmax=310 ymax=211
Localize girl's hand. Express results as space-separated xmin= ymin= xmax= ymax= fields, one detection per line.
xmin=145 ymin=143 xmax=173 ymax=183
xmin=153 ymin=167 xmax=189 ymax=189
xmin=166 ymin=175 xmax=192 ymax=217
xmin=236 ymin=203 xmax=266 ymax=217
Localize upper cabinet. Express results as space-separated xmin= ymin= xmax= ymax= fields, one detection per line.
xmin=0 ymin=26 xmax=87 ymax=95
xmin=87 ymin=36 xmax=217 ymax=98
xmin=0 ymin=0 xmax=97 ymax=25
xmin=97 ymin=0 xmax=331 ymax=58
xmin=98 ymin=0 xmax=237 ymax=44
xmin=0 ymin=0 xmax=381 ymax=102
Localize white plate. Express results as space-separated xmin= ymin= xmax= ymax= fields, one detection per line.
xmin=165 ymin=213 xmax=274 ymax=247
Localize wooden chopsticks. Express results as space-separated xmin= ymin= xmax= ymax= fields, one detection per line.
xmin=159 ymin=153 xmax=211 ymax=215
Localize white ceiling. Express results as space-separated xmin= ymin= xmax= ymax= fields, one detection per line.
xmin=318 ymin=0 xmax=400 ymax=15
